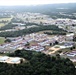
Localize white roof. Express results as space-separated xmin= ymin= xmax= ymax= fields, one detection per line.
xmin=60 ymin=46 xmax=66 ymax=49
xmin=66 ymin=33 xmax=74 ymax=36
xmin=11 ymin=57 xmax=21 ymax=62
xmin=67 ymin=54 xmax=75 ymax=57
xmin=0 ymin=56 xmax=9 ymax=61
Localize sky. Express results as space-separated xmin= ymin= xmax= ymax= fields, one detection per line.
xmin=0 ymin=0 xmax=76 ymax=6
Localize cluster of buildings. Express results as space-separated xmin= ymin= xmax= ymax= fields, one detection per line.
xmin=55 ymin=19 xmax=76 ymax=33
xmin=66 ymin=50 xmax=76 ymax=57
xmin=54 ymin=42 xmax=74 ymax=49
xmin=25 ymin=45 xmax=44 ymax=52
xmin=0 ymin=33 xmax=75 ymax=53
xmin=0 ymin=12 xmax=76 ymax=33
xmin=16 ymin=12 xmax=76 ymax=27
xmin=15 ymin=12 xmax=76 ymax=33
xmin=16 ymin=12 xmax=49 ymax=24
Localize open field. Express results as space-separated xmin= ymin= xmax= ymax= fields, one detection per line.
xmin=0 ymin=23 xmax=5 ymax=27
xmin=48 ymin=46 xmax=61 ymax=54
xmin=55 ymin=48 xmax=71 ymax=54
xmin=0 ymin=37 xmax=5 ymax=44
xmin=0 ymin=18 xmax=11 ymax=21
xmin=0 ymin=17 xmax=13 ymax=28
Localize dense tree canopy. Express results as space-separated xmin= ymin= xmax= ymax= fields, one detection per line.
xmin=0 ymin=50 xmax=75 ymax=75
xmin=4 ymin=39 xmax=11 ymax=43
xmin=0 ymin=25 xmax=66 ymax=37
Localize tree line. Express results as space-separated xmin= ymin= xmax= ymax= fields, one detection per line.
xmin=44 ymin=31 xmax=66 ymax=35
xmin=0 ymin=25 xmax=66 ymax=37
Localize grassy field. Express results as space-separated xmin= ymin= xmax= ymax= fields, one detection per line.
xmin=0 ymin=23 xmax=5 ymax=27
xmin=0 ymin=17 xmax=12 ymax=21
xmin=0 ymin=37 xmax=5 ymax=44
xmin=0 ymin=17 xmax=13 ymax=28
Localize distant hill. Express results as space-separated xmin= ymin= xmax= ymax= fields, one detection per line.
xmin=0 ymin=3 xmax=76 ymax=13
xmin=0 ymin=3 xmax=76 ymax=19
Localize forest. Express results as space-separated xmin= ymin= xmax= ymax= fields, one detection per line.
xmin=0 ymin=25 xmax=66 ymax=37
xmin=0 ymin=50 xmax=75 ymax=75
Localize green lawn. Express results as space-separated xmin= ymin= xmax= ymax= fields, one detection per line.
xmin=0 ymin=37 xmax=5 ymax=44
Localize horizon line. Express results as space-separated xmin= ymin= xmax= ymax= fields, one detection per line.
xmin=0 ymin=2 xmax=76 ymax=6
